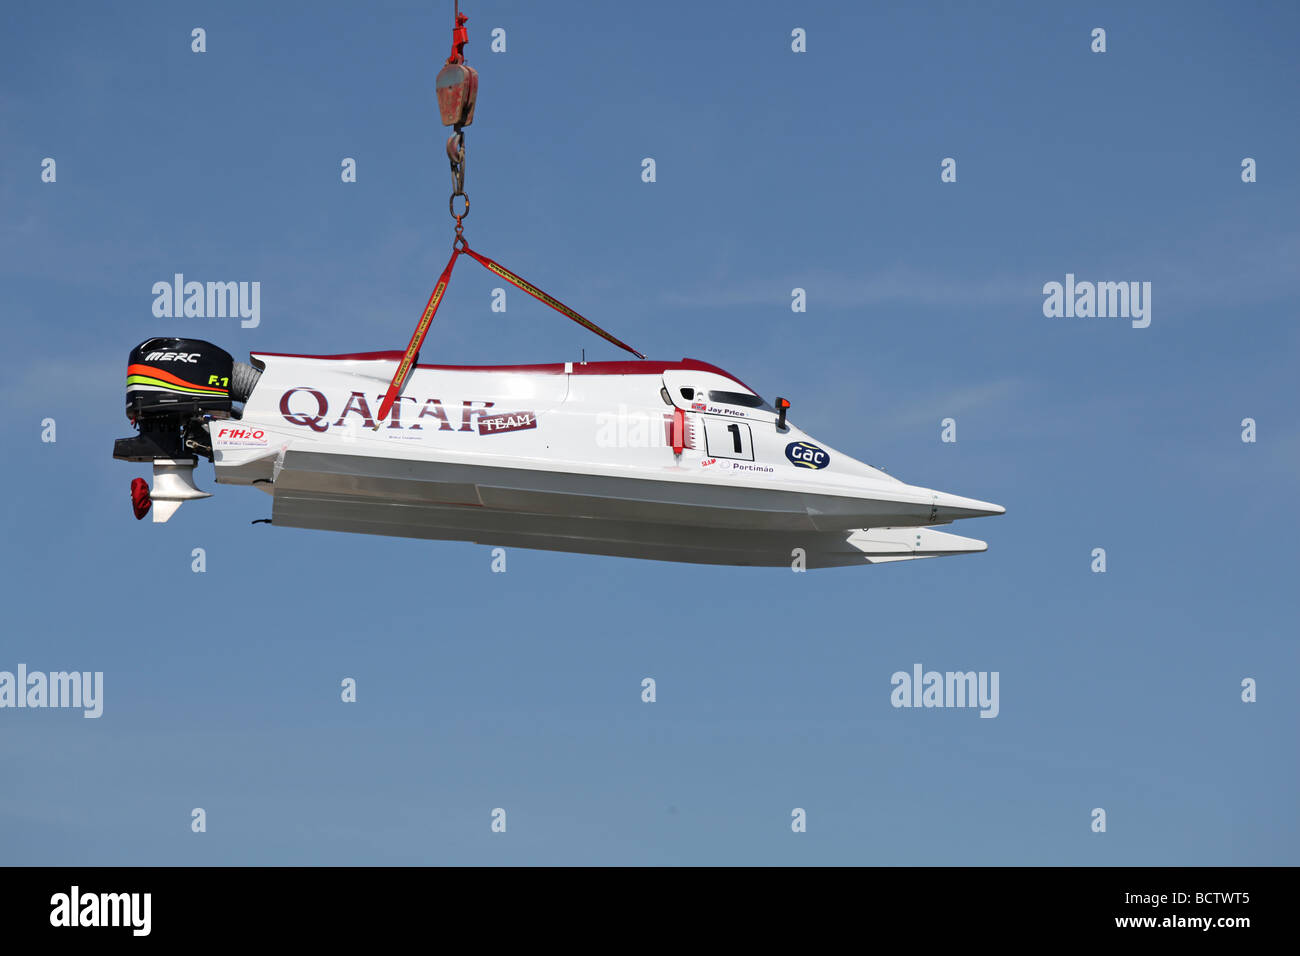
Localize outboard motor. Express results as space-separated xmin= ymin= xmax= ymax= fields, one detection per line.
xmin=113 ymin=337 xmax=261 ymax=522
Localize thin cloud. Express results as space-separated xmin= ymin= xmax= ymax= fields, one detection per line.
xmin=884 ymin=379 xmax=1026 ymax=431
xmin=659 ymin=227 xmax=1300 ymax=314
xmin=661 ymin=268 xmax=1034 ymax=310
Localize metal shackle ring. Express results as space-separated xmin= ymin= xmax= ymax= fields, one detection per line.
xmin=449 ymin=190 xmax=470 ymax=220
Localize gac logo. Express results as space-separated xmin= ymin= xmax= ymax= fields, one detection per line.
xmin=785 ymin=441 xmax=829 ymax=469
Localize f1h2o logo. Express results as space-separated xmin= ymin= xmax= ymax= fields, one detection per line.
xmin=785 ymin=441 xmax=829 ymax=469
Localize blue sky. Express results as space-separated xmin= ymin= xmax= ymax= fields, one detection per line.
xmin=1 ymin=0 xmax=1296 ymax=864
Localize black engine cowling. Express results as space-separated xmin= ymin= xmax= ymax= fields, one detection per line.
xmin=125 ymin=337 xmax=234 ymax=419
xmin=115 ymin=337 xmax=249 ymax=462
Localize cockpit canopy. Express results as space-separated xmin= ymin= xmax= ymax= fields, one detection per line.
xmin=662 ymin=368 xmax=775 ymax=419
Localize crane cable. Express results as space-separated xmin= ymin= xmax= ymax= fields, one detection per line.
xmin=375 ymin=3 xmax=643 ymax=427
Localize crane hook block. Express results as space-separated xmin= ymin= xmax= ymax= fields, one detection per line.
xmin=437 ymin=14 xmax=477 ymax=128
xmin=436 ymin=61 xmax=478 ymax=127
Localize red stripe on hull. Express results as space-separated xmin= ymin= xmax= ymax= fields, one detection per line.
xmin=249 ymin=352 xmax=756 ymax=391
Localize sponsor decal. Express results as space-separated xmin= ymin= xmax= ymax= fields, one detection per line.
xmin=651 ymin=411 xmax=696 ymax=451
xmin=279 ymin=388 xmax=494 ymax=433
xmin=144 ymin=351 xmax=200 ymax=363
xmin=126 ymin=364 xmax=227 ymax=396
xmin=691 ymin=402 xmax=707 ymax=411
xmin=214 ymin=425 xmax=269 ymax=448
xmin=478 ymin=411 xmax=537 ymax=435
xmin=785 ymin=440 xmax=830 ymax=469
xmin=700 ymin=459 xmax=773 ymax=475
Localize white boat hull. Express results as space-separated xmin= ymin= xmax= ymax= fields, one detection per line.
xmin=268 ymin=449 xmax=990 ymax=567
xmin=121 ymin=345 xmax=1004 ymax=569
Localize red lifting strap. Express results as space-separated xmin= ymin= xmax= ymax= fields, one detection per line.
xmin=375 ymin=243 xmax=644 ymax=425
xmin=376 ymin=248 xmax=461 ymax=423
